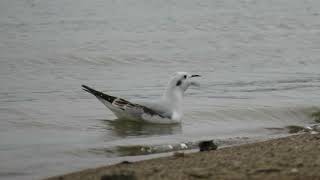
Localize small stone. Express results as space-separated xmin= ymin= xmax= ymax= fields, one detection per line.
xmin=305 ymin=126 xmax=313 ymax=131
xmin=313 ymin=124 xmax=320 ymax=132
xmin=290 ymin=168 xmax=298 ymax=173
xmin=146 ymin=147 xmax=152 ymax=153
xmin=199 ymin=140 xmax=218 ymax=152
xmin=311 ymin=111 xmax=320 ymax=123
xmin=286 ymin=125 xmax=306 ymax=134
xmin=311 ymin=131 xmax=319 ymax=135
xmin=180 ymin=143 xmax=188 ymax=149
xmin=120 ymin=161 xmax=132 ymax=164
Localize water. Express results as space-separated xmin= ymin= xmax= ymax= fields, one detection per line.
xmin=1 ymin=0 xmax=320 ymax=179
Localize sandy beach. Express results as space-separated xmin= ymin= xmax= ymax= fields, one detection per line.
xmin=46 ymin=132 xmax=320 ymax=180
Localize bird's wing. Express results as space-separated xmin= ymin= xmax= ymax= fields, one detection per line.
xmin=134 ymin=99 xmax=172 ymax=118
xmin=82 ymin=85 xmax=167 ymax=120
xmin=82 ymin=85 xmax=116 ymax=104
xmin=113 ymin=98 xmax=166 ymax=118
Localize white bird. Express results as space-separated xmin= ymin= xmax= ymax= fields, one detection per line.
xmin=82 ymin=72 xmax=200 ymax=124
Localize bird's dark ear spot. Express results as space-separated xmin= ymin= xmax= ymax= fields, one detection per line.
xmin=176 ymin=80 xmax=182 ymax=86
xmin=183 ymin=75 xmax=187 ymax=79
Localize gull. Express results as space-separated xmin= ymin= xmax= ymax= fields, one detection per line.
xmin=82 ymin=72 xmax=200 ymax=124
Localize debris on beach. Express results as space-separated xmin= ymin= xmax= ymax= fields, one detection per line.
xmin=180 ymin=143 xmax=188 ymax=149
xmin=286 ymin=124 xmax=320 ymax=134
xmin=119 ymin=161 xmax=132 ymax=165
xmin=306 ymin=124 xmax=320 ymax=132
xmin=286 ymin=125 xmax=306 ymax=133
xmin=311 ymin=111 xmax=320 ymax=123
xmin=198 ymin=140 xmax=218 ymax=152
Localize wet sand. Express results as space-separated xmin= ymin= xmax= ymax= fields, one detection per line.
xmin=46 ymin=132 xmax=320 ymax=180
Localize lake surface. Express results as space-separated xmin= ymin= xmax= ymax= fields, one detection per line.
xmin=0 ymin=0 xmax=320 ymax=179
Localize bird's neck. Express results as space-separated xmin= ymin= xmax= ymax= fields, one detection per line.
xmin=162 ymin=88 xmax=184 ymax=110
xmin=162 ymin=85 xmax=185 ymax=121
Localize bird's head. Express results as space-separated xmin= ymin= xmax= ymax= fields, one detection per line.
xmin=164 ymin=72 xmax=201 ymax=99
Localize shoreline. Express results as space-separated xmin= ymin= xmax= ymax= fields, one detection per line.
xmin=46 ymin=132 xmax=320 ymax=180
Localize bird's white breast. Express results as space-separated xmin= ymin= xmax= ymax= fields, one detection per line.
xmin=171 ymin=111 xmax=182 ymax=122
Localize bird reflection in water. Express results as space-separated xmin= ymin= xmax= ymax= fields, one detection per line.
xmin=102 ymin=119 xmax=182 ymax=137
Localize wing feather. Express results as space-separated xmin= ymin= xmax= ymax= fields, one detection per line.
xmin=112 ymin=98 xmax=165 ymax=118
xmin=82 ymin=85 xmax=169 ymax=121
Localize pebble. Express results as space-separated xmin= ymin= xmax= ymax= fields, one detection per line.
xmin=180 ymin=143 xmax=188 ymax=149
xmin=199 ymin=140 xmax=218 ymax=152
xmin=311 ymin=131 xmax=319 ymax=135
xmin=290 ymin=168 xmax=298 ymax=173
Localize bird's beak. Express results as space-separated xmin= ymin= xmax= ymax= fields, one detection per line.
xmin=190 ymin=74 xmax=201 ymax=78
xmin=189 ymin=74 xmax=201 ymax=87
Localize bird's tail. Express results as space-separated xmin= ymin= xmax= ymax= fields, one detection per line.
xmin=82 ymin=85 xmax=116 ymax=103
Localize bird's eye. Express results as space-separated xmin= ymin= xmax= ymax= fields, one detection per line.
xmin=183 ymin=75 xmax=187 ymax=79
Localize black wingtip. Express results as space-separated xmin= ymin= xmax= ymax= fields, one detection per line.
xmin=82 ymin=88 xmax=89 ymax=92
xmin=81 ymin=84 xmax=116 ymax=103
xmin=82 ymin=85 xmax=96 ymax=92
xmin=82 ymin=84 xmax=90 ymax=90
xmin=81 ymin=84 xmax=96 ymax=94
xmin=81 ymin=85 xmax=89 ymax=92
